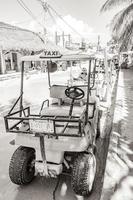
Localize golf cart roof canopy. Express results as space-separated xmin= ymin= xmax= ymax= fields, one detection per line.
xmin=21 ymin=51 xmax=95 ymax=62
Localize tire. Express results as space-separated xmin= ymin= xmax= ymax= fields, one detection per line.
xmin=71 ymin=153 xmax=96 ymax=196
xmin=9 ymin=146 xmax=35 ymax=185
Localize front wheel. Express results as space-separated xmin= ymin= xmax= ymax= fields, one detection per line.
xmin=71 ymin=153 xmax=96 ymax=196
xmin=9 ymin=146 xmax=35 ymax=185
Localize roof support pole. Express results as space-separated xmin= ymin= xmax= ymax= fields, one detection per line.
xmin=16 ymin=52 xmax=21 ymax=72
xmin=70 ymin=61 xmax=73 ymax=86
xmin=20 ymin=61 xmax=24 ymax=116
xmin=47 ymin=61 xmax=51 ymax=88
xmin=0 ymin=47 xmax=6 ymax=74
xmin=10 ymin=52 xmax=14 ymax=70
xmin=85 ymin=59 xmax=91 ymax=124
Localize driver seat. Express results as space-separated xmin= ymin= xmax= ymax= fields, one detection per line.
xmin=42 ymin=84 xmax=97 ymax=118
xmin=50 ymin=85 xmax=97 ymax=104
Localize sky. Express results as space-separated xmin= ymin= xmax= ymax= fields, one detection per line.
xmin=0 ymin=0 xmax=122 ymax=45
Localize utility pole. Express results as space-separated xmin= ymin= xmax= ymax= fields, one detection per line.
xmin=97 ymin=35 xmax=100 ymax=52
xmin=68 ymin=34 xmax=71 ymax=46
xmin=62 ymin=31 xmax=65 ymax=47
xmin=55 ymin=31 xmax=58 ymax=45
xmin=55 ymin=32 xmax=71 ymax=47
xmin=37 ymin=0 xmax=48 ymax=43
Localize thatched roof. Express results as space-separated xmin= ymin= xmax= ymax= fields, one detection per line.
xmin=0 ymin=22 xmax=45 ymax=51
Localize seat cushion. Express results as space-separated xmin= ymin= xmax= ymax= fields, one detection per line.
xmin=41 ymin=104 xmax=95 ymax=118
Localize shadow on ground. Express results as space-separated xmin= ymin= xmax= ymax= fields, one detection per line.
xmin=102 ymin=69 xmax=133 ymax=200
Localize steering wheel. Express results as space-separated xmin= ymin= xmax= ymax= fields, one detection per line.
xmin=65 ymin=86 xmax=85 ymax=100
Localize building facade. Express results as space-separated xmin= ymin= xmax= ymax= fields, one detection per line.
xmin=0 ymin=22 xmax=45 ymax=74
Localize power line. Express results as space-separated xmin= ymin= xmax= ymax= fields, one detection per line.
xmin=17 ymin=0 xmax=37 ymax=21
xmin=16 ymin=0 xmax=45 ymax=29
xmin=37 ymin=0 xmax=48 ymax=12
xmin=47 ymin=7 xmax=56 ymax=24
xmin=47 ymin=7 xmax=64 ymax=33
xmin=14 ymin=19 xmax=33 ymax=25
xmin=17 ymin=0 xmax=84 ymax=41
xmin=14 ymin=12 xmax=44 ymax=25
xmin=36 ymin=0 xmax=49 ymax=36
xmin=48 ymin=4 xmax=83 ymax=38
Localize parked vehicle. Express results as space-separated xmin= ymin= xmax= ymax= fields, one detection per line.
xmin=4 ymin=51 xmax=101 ymax=197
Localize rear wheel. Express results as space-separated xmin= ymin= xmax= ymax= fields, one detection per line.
xmin=9 ymin=146 xmax=35 ymax=185
xmin=71 ymin=153 xmax=96 ymax=196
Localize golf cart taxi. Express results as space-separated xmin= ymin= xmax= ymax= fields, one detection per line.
xmin=4 ymin=51 xmax=101 ymax=196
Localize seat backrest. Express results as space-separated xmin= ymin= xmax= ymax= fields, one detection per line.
xmin=50 ymin=85 xmax=67 ymax=99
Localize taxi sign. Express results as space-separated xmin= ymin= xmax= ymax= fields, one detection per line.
xmin=40 ymin=50 xmax=62 ymax=58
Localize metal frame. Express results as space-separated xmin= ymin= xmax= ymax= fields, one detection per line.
xmin=4 ymin=56 xmax=98 ymax=138
xmin=4 ymin=101 xmax=96 ymax=137
xmin=5 ymin=111 xmax=82 ymax=137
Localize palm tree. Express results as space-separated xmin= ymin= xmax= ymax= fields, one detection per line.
xmin=101 ymin=0 xmax=133 ymax=51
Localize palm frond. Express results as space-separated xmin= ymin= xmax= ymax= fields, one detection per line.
xmin=111 ymin=4 xmax=133 ymax=35
xmin=101 ymin=0 xmax=132 ymax=12
xmin=118 ymin=21 xmax=133 ymax=51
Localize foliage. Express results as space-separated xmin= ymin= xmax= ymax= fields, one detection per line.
xmin=101 ymin=0 xmax=133 ymax=51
